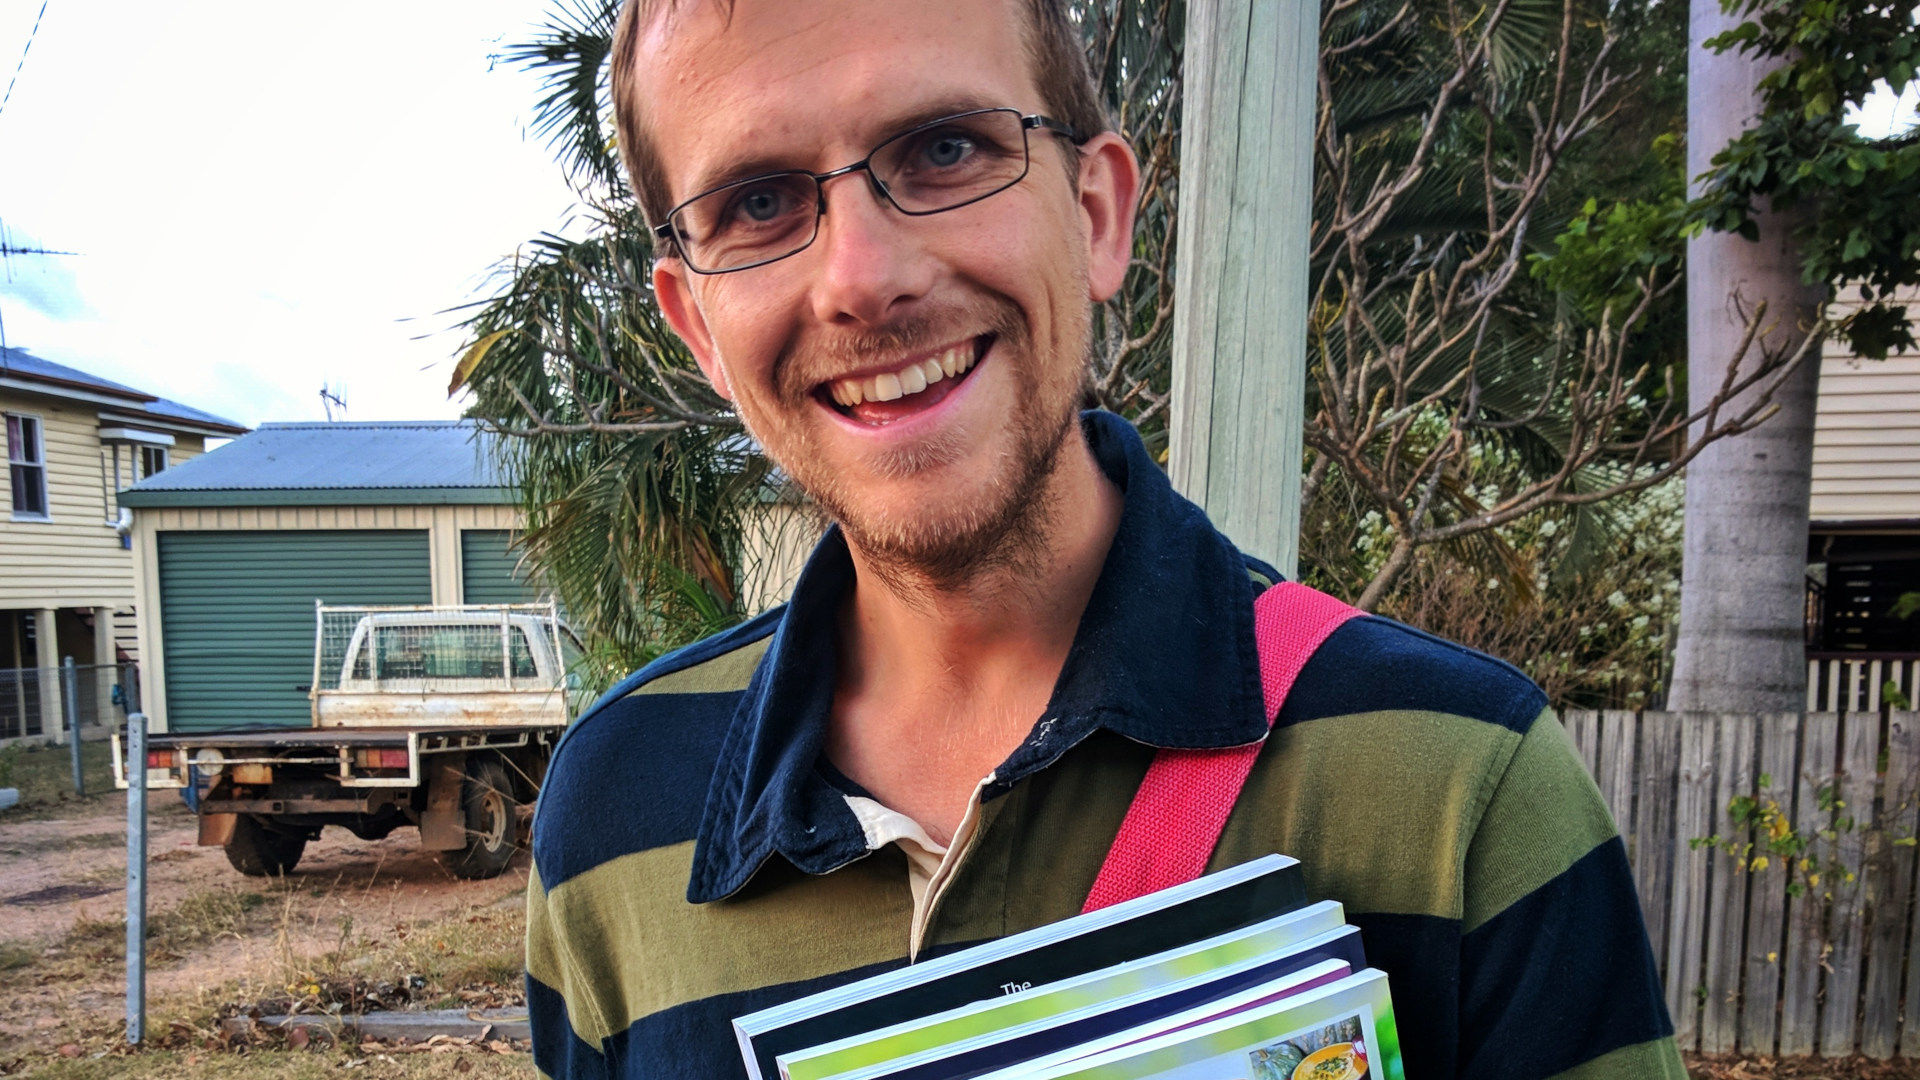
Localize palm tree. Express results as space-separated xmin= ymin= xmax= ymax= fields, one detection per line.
xmin=1665 ymin=0 xmax=1824 ymax=713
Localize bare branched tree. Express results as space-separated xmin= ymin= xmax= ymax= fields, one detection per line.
xmin=1080 ymin=0 xmax=1185 ymax=433
xmin=1306 ymin=0 xmax=1819 ymax=608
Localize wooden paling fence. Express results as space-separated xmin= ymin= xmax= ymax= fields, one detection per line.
xmin=1562 ymin=710 xmax=1920 ymax=1060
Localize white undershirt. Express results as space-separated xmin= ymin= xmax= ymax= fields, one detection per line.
xmin=842 ymin=774 xmax=994 ymax=959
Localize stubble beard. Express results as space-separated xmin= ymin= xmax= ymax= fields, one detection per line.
xmin=736 ymin=295 xmax=1087 ymax=595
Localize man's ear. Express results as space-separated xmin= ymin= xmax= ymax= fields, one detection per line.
xmin=653 ymin=258 xmax=733 ymax=400
xmin=1076 ymin=133 xmax=1142 ymax=304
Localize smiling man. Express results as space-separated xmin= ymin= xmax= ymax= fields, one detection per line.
xmin=525 ymin=1 xmax=1684 ymax=1078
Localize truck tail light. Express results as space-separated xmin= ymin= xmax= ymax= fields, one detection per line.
xmin=357 ymin=748 xmax=411 ymax=770
xmin=146 ymin=750 xmax=173 ymax=769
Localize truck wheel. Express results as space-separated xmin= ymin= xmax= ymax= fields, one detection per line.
xmin=225 ymin=815 xmax=307 ymax=876
xmin=438 ymin=758 xmax=517 ymax=879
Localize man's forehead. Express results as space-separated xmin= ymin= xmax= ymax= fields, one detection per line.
xmin=633 ymin=0 xmax=1038 ymax=191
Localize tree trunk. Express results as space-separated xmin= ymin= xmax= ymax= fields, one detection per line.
xmin=1666 ymin=0 xmax=1825 ymax=712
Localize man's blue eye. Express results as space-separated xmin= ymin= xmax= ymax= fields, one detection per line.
xmin=923 ymin=134 xmax=975 ymax=168
xmin=739 ymin=188 xmax=785 ymax=222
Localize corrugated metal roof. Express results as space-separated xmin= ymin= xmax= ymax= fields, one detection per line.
xmin=2 ymin=345 xmax=248 ymax=433
xmin=143 ymin=396 xmax=251 ymax=430
xmin=125 ymin=421 xmax=512 ymax=498
xmin=0 ymin=345 xmax=154 ymax=400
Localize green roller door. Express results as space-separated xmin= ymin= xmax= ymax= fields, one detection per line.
xmin=461 ymin=529 xmax=546 ymax=605
xmin=158 ymin=530 xmax=432 ymax=731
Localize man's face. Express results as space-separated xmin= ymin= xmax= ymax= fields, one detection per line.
xmin=639 ymin=0 xmax=1137 ymax=579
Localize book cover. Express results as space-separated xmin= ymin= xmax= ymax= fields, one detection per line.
xmin=828 ymin=957 xmax=1359 ymax=1080
xmin=778 ymin=904 xmax=1350 ymax=1080
xmin=734 ymin=855 xmax=1308 ymax=1080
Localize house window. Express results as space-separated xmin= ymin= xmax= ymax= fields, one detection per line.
xmin=6 ymin=413 xmax=49 ymax=519
xmin=139 ymin=445 xmax=168 ymax=478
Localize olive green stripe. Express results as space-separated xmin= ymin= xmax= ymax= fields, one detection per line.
xmin=1543 ymin=1037 xmax=1687 ymax=1080
xmin=526 ymin=862 xmax=615 ymax=1050
xmin=1462 ymin=708 xmax=1621 ymax=932
xmin=946 ymin=709 xmax=1534 ymax=935
xmin=533 ymin=839 xmax=913 ymax=1045
xmin=625 ymin=635 xmax=772 ymax=697
xmin=1218 ymin=710 xmax=1520 ymax=919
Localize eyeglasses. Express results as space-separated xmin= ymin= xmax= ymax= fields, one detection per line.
xmin=654 ymin=108 xmax=1081 ymax=275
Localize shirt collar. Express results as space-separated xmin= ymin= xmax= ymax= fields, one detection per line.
xmin=686 ymin=410 xmax=1274 ymax=902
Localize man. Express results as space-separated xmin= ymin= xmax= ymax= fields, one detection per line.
xmin=526 ymin=0 xmax=1685 ymax=1077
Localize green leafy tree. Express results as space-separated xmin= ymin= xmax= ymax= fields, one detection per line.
xmin=1687 ymin=0 xmax=1920 ymax=360
xmin=1300 ymin=0 xmax=1805 ymax=609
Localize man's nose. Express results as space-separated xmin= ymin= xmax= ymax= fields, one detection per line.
xmin=806 ymin=171 xmax=935 ymax=327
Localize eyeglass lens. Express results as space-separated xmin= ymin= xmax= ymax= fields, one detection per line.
xmin=669 ymin=109 xmax=1034 ymax=273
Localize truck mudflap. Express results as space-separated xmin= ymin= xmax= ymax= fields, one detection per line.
xmin=111 ymin=726 xmax=559 ymax=791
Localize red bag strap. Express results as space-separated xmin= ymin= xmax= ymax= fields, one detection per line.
xmin=1081 ymin=582 xmax=1361 ymax=913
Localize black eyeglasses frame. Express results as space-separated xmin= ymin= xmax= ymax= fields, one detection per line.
xmin=651 ymin=108 xmax=1082 ymax=275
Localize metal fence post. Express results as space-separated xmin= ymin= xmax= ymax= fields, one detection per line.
xmin=125 ymin=711 xmax=147 ymax=1045
xmin=63 ymin=657 xmax=82 ymax=796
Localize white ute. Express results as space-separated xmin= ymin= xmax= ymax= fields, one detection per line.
xmin=116 ymin=603 xmax=583 ymax=879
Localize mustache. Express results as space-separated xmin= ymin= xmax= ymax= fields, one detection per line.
xmin=775 ymin=298 xmax=1028 ymax=399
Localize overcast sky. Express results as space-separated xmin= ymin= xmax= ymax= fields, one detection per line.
xmin=1 ymin=5 xmax=1914 ymax=432
xmin=0 ymin=1 xmax=580 ymax=428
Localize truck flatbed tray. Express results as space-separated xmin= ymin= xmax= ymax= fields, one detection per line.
xmin=147 ymin=727 xmax=548 ymax=748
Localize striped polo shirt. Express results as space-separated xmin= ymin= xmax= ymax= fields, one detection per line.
xmin=527 ymin=410 xmax=1684 ymax=1080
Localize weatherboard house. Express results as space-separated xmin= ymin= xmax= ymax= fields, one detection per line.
xmin=1803 ymin=286 xmax=1920 ymax=711
xmin=117 ymin=421 xmax=546 ymax=735
xmin=2 ymin=346 xmax=247 ymax=743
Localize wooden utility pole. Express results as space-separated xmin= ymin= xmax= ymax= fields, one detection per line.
xmin=1166 ymin=0 xmax=1319 ymax=576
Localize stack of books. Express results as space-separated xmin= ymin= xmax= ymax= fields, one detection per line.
xmin=734 ymin=855 xmax=1404 ymax=1080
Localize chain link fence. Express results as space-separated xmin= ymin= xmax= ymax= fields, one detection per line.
xmin=0 ymin=661 xmax=139 ymax=744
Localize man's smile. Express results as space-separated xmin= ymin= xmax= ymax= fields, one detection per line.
xmin=816 ymin=334 xmax=992 ymax=427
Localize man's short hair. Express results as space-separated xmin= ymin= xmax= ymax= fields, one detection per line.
xmin=609 ymin=0 xmax=1110 ymax=228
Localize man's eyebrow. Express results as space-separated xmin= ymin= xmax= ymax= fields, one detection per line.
xmin=678 ymin=96 xmax=1008 ymax=201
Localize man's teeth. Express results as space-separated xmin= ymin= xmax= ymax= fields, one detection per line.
xmin=828 ymin=343 xmax=976 ymax=407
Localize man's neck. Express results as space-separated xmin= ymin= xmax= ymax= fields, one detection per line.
xmin=824 ymin=427 xmax=1124 ymax=844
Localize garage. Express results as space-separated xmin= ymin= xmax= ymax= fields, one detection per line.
xmin=121 ymin=420 xmax=536 ymax=734
xmin=156 ymin=530 xmax=432 ymax=730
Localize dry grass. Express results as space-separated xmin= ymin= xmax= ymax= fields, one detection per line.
xmin=1686 ymin=1054 xmax=1920 ymax=1079
xmin=0 ymin=944 xmax=36 ymax=972
xmin=0 ymin=742 xmax=122 ymax=822
xmin=55 ymin=889 xmax=273 ymax=966
xmin=4 ymin=1046 xmax=532 ymax=1078
xmin=1 ymin=880 xmax=527 ymax=1074
xmin=230 ymin=887 xmax=527 ymax=1016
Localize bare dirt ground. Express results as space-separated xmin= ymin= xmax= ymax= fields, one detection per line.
xmin=0 ymin=764 xmax=529 ymax=1075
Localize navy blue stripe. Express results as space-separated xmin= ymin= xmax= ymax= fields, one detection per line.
xmin=616 ymin=958 xmax=909 ymax=1080
xmin=1278 ymin=616 xmax=1546 ymax=733
xmin=528 ymin=972 xmax=612 ymax=1080
xmin=564 ymin=604 xmax=783 ymax=734
xmin=1458 ymin=837 xmax=1674 ymax=1078
xmin=535 ymin=690 xmax=736 ymax=889
xmin=1349 ymin=910 xmax=1463 ymax=1080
